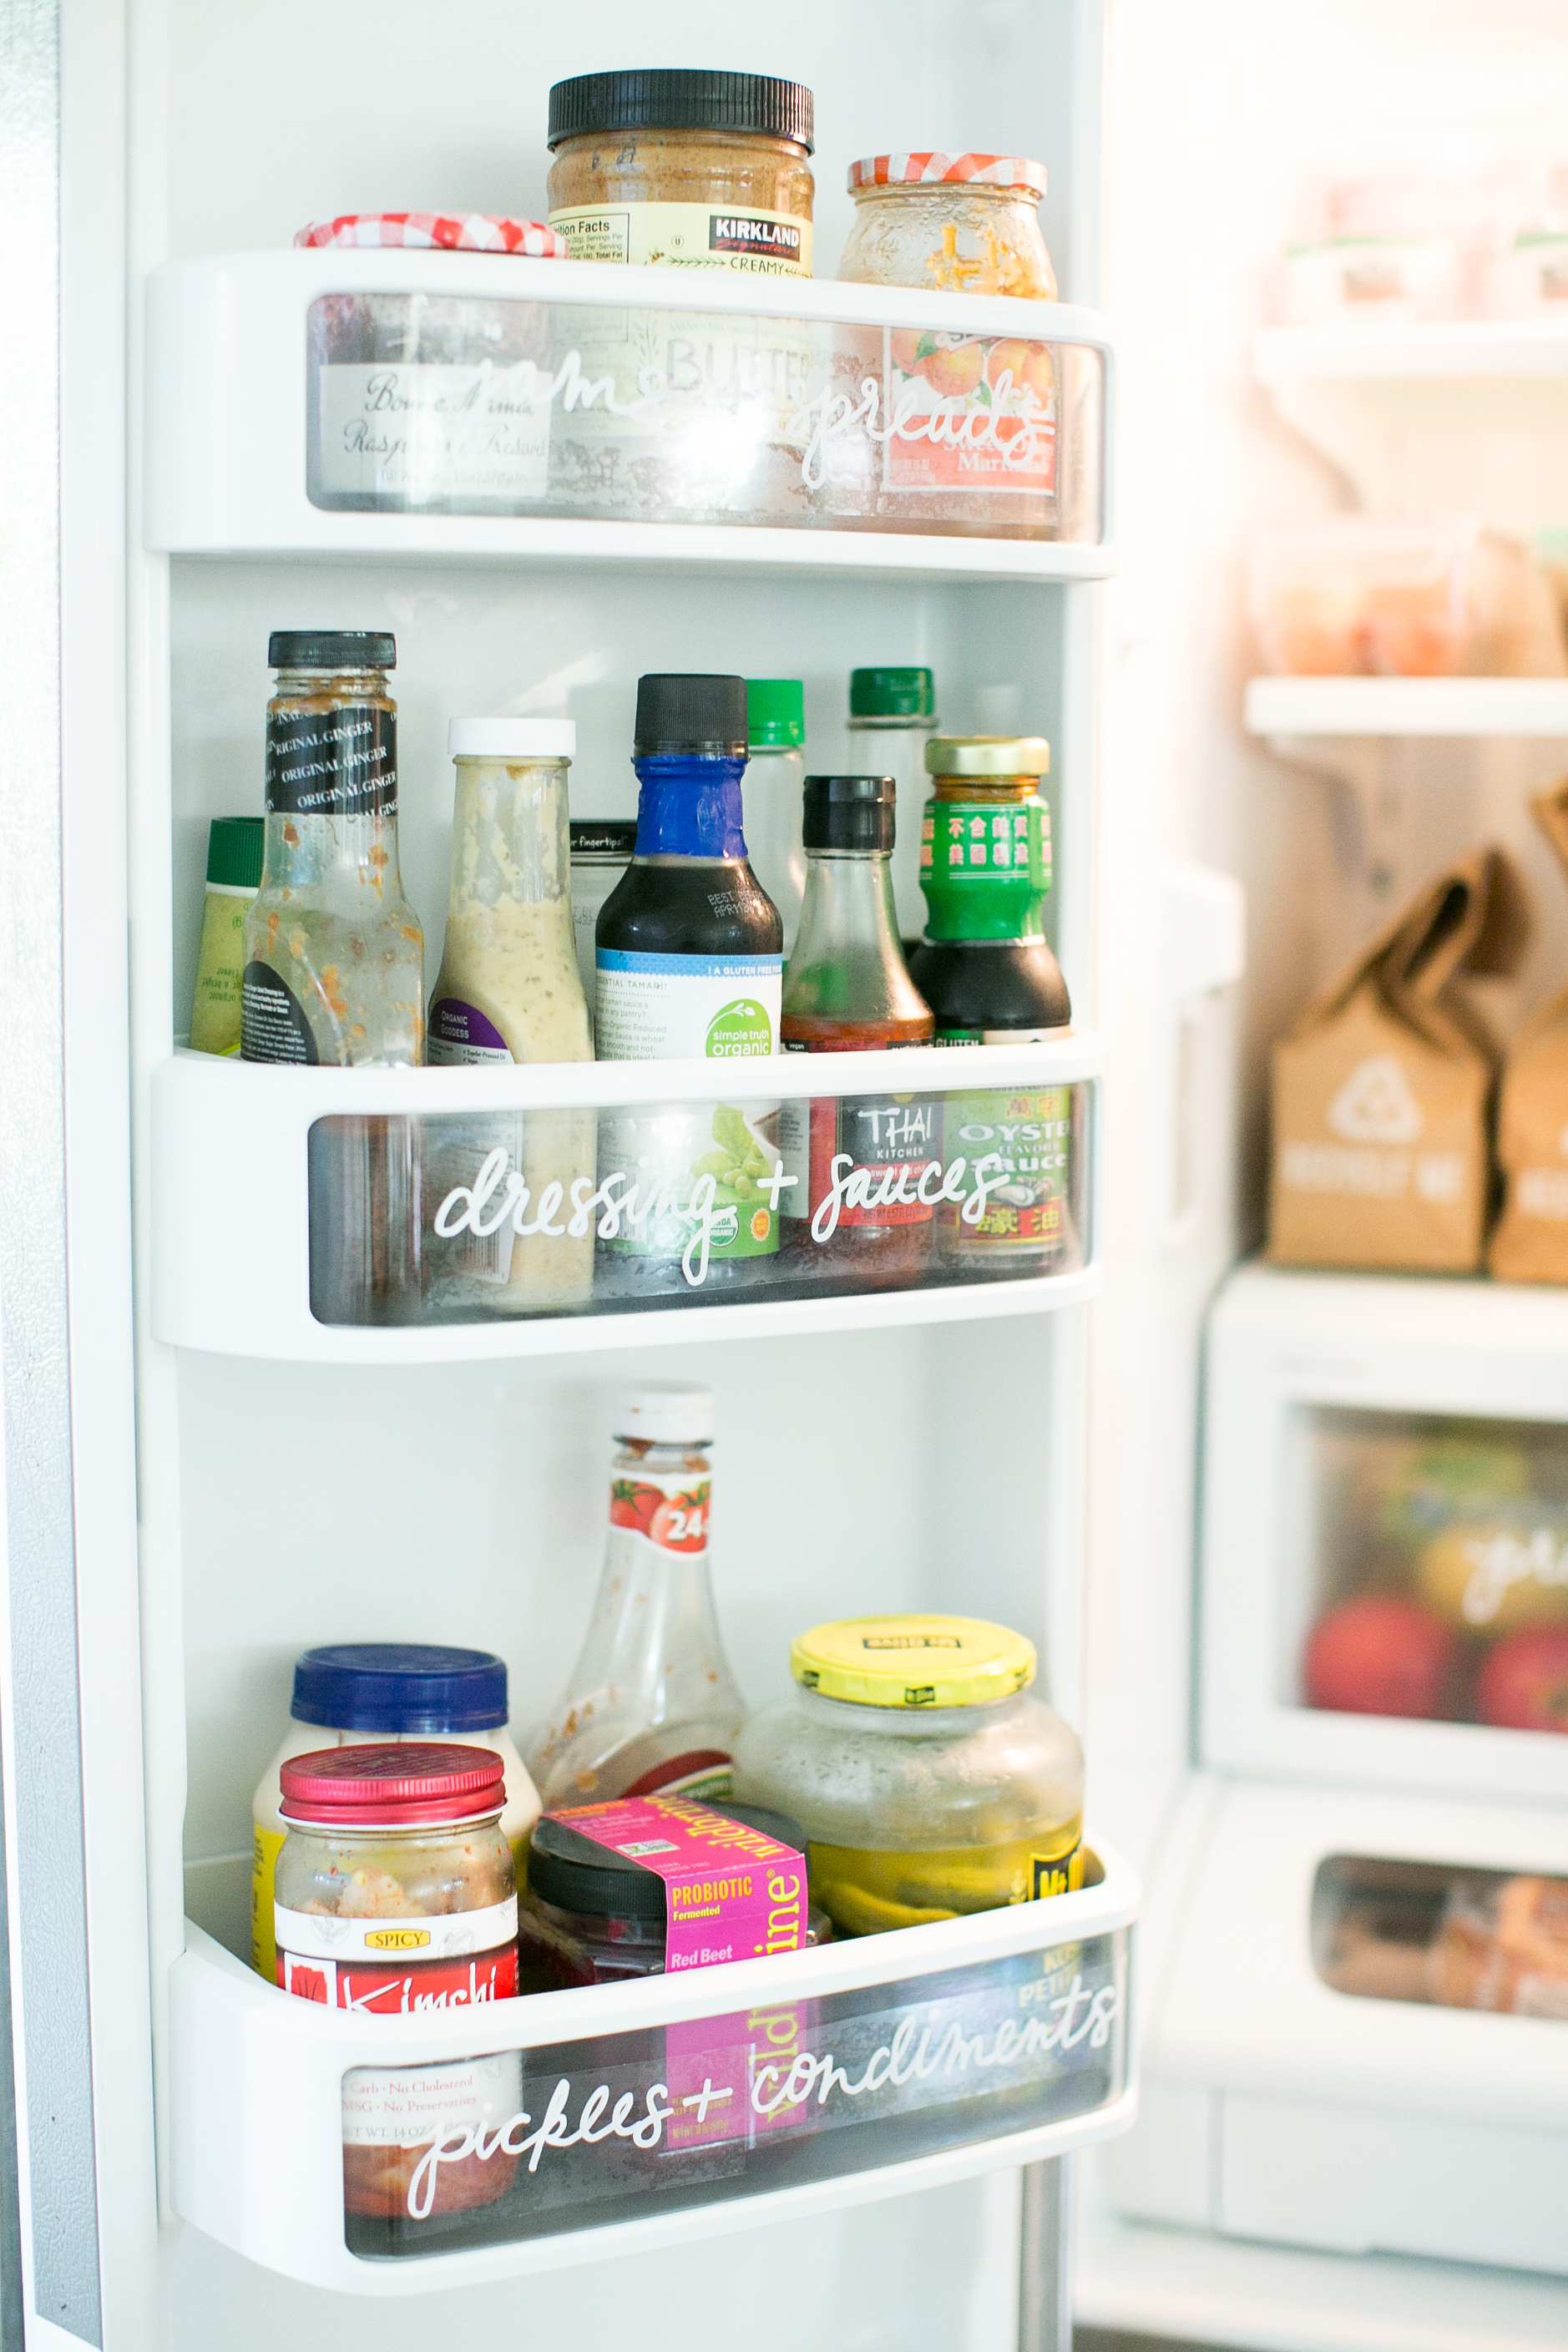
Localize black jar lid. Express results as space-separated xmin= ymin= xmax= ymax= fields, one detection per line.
xmin=268 ymin=630 xmax=396 ymax=672
xmin=548 ymin=69 xmax=814 ymax=154
xmin=803 ymin=773 xmax=896 ymax=854
xmin=634 ymin=673 xmax=748 ymax=759
xmin=529 ymin=1799 xmax=807 ymax=1922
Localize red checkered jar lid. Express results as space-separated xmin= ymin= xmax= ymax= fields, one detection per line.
xmin=295 ymin=214 xmax=566 ymax=255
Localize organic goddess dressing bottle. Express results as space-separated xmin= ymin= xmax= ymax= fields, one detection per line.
xmin=426 ymin=717 xmax=595 ymax=1311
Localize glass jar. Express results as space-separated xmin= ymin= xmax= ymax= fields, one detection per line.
xmin=569 ymin=820 xmax=637 ymax=1016
xmin=301 ymin=215 xmax=564 ymax=514
xmin=518 ymin=1801 xmax=826 ymax=1990
xmin=731 ymin=1614 xmax=1085 ymax=1936
xmin=274 ymin=1743 xmax=519 ymax=2222
xmin=544 ymin=72 xmax=819 ymax=526
xmin=834 ymin=155 xmax=1060 ymax=539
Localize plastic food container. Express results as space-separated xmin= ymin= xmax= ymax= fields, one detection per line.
xmin=833 ymin=154 xmax=1060 ymax=538
xmin=518 ymin=1800 xmax=826 ymax=1990
xmin=1248 ymin=515 xmax=1568 ymax=679
xmin=251 ymin=1642 xmax=539 ymax=1983
xmin=731 ymin=1614 xmax=1085 ymax=1935
xmin=301 ymin=214 xmax=564 ymax=513
xmin=1277 ymin=237 xmax=1464 ymax=326
xmin=275 ymin=1743 xmax=519 ymax=2220
xmin=1314 ymin=1854 xmax=1568 ymax=2017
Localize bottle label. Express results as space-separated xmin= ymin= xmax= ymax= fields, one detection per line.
xmin=939 ymin=1090 xmax=1075 ymax=1253
xmin=189 ymin=885 xmax=255 ymax=1058
xmin=920 ymin=796 xmax=1051 ymax=914
xmin=342 ymin=2050 xmax=524 ymax=2152
xmin=594 ymin=951 xmax=781 ymax=1061
xmin=549 ymin=202 xmax=812 ymax=277
xmin=621 ymin=1752 xmax=734 ymax=1801
xmin=240 ymin=963 xmax=320 ymax=1064
xmin=778 ymin=1095 xmax=941 ymax=1231
xmin=595 ymin=1100 xmax=785 ymax=1272
xmin=933 ymin=1026 xmax=1071 ymax=1046
xmin=884 ymin=331 xmax=1057 ymax=496
xmin=609 ymin=1468 xmax=711 ymax=1555
xmin=1029 ymin=1841 xmax=1086 ymax=1900
xmin=314 ymin=363 xmax=550 ymax=506
xmin=276 ymin=1896 xmax=519 ymax=2010
xmin=427 ymin=999 xmax=513 ymax=1066
xmin=266 ymin=702 xmax=397 ymax=818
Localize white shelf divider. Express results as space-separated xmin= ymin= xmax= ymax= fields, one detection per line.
xmin=1245 ymin=675 xmax=1568 ymax=741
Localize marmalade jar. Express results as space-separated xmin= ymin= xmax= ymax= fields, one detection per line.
xmin=731 ymin=1614 xmax=1085 ymax=1936
xmin=274 ymin=1743 xmax=519 ymax=2222
xmin=834 ymin=154 xmax=1061 ymax=539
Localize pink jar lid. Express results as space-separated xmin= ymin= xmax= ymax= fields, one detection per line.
xmin=280 ymin=1742 xmax=506 ymax=1828
xmin=847 ymin=154 xmax=1047 ymax=198
xmin=295 ymin=214 xmax=566 ymax=256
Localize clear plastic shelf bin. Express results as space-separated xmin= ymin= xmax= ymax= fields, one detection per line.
xmin=169 ymin=1846 xmax=1136 ymax=2291
xmin=144 ymin=253 xmax=1114 ymax=569
xmin=152 ymin=1039 xmax=1101 ymax=1361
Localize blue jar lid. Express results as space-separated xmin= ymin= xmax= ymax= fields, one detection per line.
xmin=291 ymin=1644 xmax=508 ymax=1734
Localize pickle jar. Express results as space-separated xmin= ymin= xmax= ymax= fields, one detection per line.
xmin=730 ymin=1614 xmax=1085 ymax=1936
xmin=834 ymin=154 xmax=1062 ymax=539
xmin=274 ymin=1743 xmax=519 ymax=2225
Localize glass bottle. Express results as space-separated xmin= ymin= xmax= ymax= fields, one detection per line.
xmin=524 ymin=1384 xmax=746 ymax=1807
xmin=246 ymin=630 xmax=424 ymax=1327
xmin=594 ymin=675 xmax=786 ymax=1293
xmin=569 ymin=819 xmax=636 ymax=1018
xmin=189 ymin=817 xmax=263 ymax=1055
xmin=243 ymin=630 xmax=422 ymax=1066
xmin=425 ymin=717 xmax=594 ymax=1315
xmin=742 ymin=678 xmax=807 ymax=955
xmin=907 ymin=735 xmax=1076 ymax=1274
xmin=847 ymin=666 xmax=938 ymax=948
xmin=779 ymin=775 xmax=937 ymax=1287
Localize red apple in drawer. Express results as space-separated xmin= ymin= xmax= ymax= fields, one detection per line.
xmin=1304 ymin=1595 xmax=1459 ymax=1718
xmin=1477 ymin=1626 xmax=1568 ymax=1733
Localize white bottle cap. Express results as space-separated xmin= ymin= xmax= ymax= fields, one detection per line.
xmin=448 ymin=717 xmax=576 ymax=760
xmin=614 ymin=1384 xmax=716 ymax=1445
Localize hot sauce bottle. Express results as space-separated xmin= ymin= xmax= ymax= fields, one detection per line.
xmin=778 ymin=775 xmax=938 ymax=1286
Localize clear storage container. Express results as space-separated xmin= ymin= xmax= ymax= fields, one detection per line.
xmin=731 ymin=1613 xmax=1085 ymax=1935
xmin=1248 ymin=514 xmax=1568 ymax=679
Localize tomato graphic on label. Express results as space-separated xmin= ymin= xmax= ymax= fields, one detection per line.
xmin=609 ymin=1479 xmax=660 ymax=1532
xmin=649 ymin=1491 xmax=709 ymax=1554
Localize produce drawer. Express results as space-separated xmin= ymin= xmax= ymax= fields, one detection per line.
xmin=151 ymin=1038 xmax=1100 ymax=1360
xmin=170 ymin=1847 xmax=1137 ymax=2291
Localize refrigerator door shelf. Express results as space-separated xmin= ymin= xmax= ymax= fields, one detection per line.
xmin=144 ymin=250 xmax=1114 ymax=572
xmin=1201 ymin=1261 xmax=1568 ymax=1803
xmin=151 ymin=1039 xmax=1101 ymax=1359
xmin=170 ymin=1849 xmax=1137 ymax=2293
xmin=1119 ymin=1775 xmax=1568 ymax=2278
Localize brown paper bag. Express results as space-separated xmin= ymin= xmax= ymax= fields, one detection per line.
xmin=1269 ymin=851 xmax=1525 ymax=1273
xmin=1491 ymin=781 xmax=1568 ymax=1282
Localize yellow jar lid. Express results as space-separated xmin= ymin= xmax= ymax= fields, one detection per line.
xmin=924 ymin=734 xmax=1050 ymax=780
xmin=791 ymin=1615 xmax=1037 ymax=1708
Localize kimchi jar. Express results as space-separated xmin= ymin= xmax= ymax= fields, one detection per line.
xmin=275 ymin=1743 xmax=519 ymax=2222
xmin=834 ymin=155 xmax=1061 ymax=539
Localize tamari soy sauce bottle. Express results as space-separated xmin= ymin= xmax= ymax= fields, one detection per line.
xmin=907 ymin=735 xmax=1077 ymax=1277
xmin=594 ymin=674 xmax=785 ymax=1294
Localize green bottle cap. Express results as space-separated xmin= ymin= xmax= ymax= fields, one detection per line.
xmin=206 ymin=816 xmax=264 ymax=890
xmin=746 ymin=679 xmax=805 ymax=748
xmin=850 ymin=666 xmax=936 ymax=721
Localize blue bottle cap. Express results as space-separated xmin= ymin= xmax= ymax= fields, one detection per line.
xmin=290 ymin=1643 xmax=508 ymax=1734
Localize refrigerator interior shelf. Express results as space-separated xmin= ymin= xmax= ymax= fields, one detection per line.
xmin=170 ymin=1849 xmax=1137 ymax=2294
xmin=1255 ymin=321 xmax=1568 ymax=383
xmin=151 ymin=1039 xmax=1102 ymax=1360
xmin=145 ymin=250 xmax=1114 ymax=572
xmin=1245 ymin=674 xmax=1568 ymax=740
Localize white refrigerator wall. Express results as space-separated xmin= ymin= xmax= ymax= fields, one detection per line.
xmin=62 ymin=2 xmax=1118 ymax=2349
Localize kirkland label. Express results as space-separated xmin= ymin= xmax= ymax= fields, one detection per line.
xmin=240 ymin=963 xmax=319 ymax=1064
xmin=548 ymin=201 xmax=812 ymax=276
xmin=594 ymin=951 xmax=781 ymax=1062
xmin=266 ymin=702 xmax=397 ymax=818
